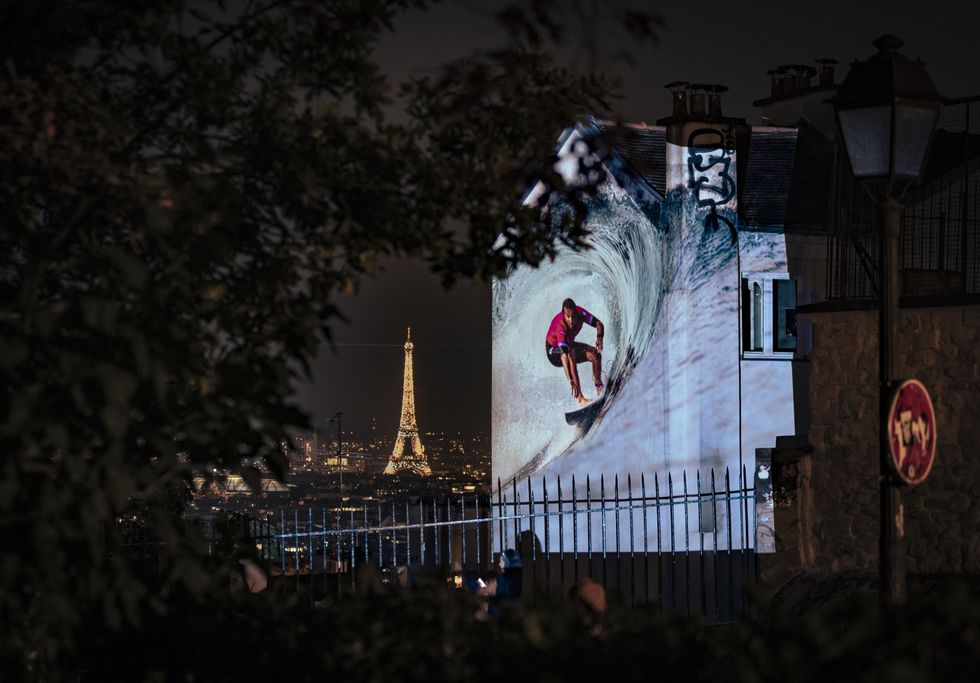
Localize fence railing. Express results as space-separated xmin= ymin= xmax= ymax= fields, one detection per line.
xmin=120 ymin=466 xmax=760 ymax=623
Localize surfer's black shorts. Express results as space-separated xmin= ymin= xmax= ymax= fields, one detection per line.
xmin=546 ymin=342 xmax=591 ymax=367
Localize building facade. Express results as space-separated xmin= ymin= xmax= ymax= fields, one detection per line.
xmin=492 ymin=69 xmax=979 ymax=571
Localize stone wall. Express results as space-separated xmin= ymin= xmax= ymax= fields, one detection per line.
xmin=800 ymin=305 xmax=980 ymax=576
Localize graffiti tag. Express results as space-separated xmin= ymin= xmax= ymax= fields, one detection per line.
xmin=687 ymin=128 xmax=737 ymax=243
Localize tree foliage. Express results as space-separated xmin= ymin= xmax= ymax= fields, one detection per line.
xmin=0 ymin=0 xmax=660 ymax=675
xmin=74 ymin=573 xmax=980 ymax=682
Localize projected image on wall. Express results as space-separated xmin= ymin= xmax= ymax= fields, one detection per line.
xmin=492 ymin=121 xmax=810 ymax=553
xmin=491 ymin=172 xmax=665 ymax=485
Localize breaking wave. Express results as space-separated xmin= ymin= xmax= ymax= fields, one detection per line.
xmin=491 ymin=195 xmax=666 ymax=483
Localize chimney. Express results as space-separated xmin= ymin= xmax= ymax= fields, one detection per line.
xmin=664 ymin=80 xmax=690 ymax=118
xmin=688 ymin=83 xmax=706 ymax=117
xmin=768 ymin=68 xmax=785 ymax=97
xmin=816 ymin=58 xmax=837 ymax=85
xmin=779 ymin=65 xmax=797 ymax=92
xmin=707 ymin=84 xmax=728 ymax=118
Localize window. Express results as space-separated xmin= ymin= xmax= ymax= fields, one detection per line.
xmin=742 ymin=274 xmax=800 ymax=358
xmin=773 ymin=279 xmax=797 ymax=352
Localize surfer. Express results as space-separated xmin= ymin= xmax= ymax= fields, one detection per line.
xmin=545 ymin=298 xmax=604 ymax=407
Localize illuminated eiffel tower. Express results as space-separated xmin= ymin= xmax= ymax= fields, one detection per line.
xmin=384 ymin=327 xmax=432 ymax=476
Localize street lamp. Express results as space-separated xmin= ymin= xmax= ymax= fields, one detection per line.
xmin=833 ymin=34 xmax=943 ymax=607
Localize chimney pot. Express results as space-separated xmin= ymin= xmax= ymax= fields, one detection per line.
xmin=779 ymin=64 xmax=797 ymax=92
xmin=664 ymin=80 xmax=691 ymax=118
xmin=816 ymin=57 xmax=837 ymax=85
xmin=688 ymin=83 xmax=706 ymax=117
xmin=797 ymin=65 xmax=817 ymax=89
xmin=795 ymin=66 xmax=810 ymax=89
xmin=768 ymin=68 xmax=784 ymax=97
xmin=707 ymin=84 xmax=728 ymax=118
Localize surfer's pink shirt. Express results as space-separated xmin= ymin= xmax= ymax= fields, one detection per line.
xmin=546 ymin=306 xmax=597 ymax=349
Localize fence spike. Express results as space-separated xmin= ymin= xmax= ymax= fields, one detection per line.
xmin=627 ymin=472 xmax=635 ymax=607
xmin=614 ymin=474 xmax=621 ymax=558
xmin=600 ymin=474 xmax=606 ymax=561
xmin=558 ymin=474 xmax=565 ymax=573
xmin=725 ymin=466 xmax=735 ymax=623
xmin=586 ymin=475 xmax=593 ymax=562
xmin=710 ymin=468 xmax=719 ymax=623
xmin=571 ymin=474 xmax=579 ymax=567
xmin=696 ymin=469 xmax=706 ymax=618
xmin=614 ymin=473 xmax=621 ymax=593
xmin=527 ymin=475 xmax=536 ymax=562
xmin=512 ymin=477 xmax=520 ymax=556
xmin=683 ymin=470 xmax=690 ymax=553
xmin=542 ymin=474 xmax=550 ymax=585
xmin=640 ymin=473 xmax=648 ymax=601
xmin=682 ymin=470 xmax=690 ymax=617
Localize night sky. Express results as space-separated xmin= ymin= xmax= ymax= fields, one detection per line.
xmin=292 ymin=0 xmax=980 ymax=435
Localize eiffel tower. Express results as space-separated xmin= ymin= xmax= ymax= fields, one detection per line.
xmin=384 ymin=327 xmax=432 ymax=476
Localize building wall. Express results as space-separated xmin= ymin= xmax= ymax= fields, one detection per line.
xmin=803 ymin=305 xmax=980 ymax=574
xmin=737 ymin=231 xmax=826 ymax=466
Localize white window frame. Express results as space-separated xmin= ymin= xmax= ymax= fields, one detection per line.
xmin=741 ymin=272 xmax=809 ymax=360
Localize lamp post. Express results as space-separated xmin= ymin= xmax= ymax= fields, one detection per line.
xmin=833 ymin=35 xmax=942 ymax=607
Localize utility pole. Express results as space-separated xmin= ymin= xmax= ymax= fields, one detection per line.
xmin=879 ymin=197 xmax=905 ymax=605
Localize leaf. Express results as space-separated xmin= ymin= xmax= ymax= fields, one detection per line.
xmin=0 ymin=337 xmax=29 ymax=368
xmin=102 ymin=247 xmax=150 ymax=289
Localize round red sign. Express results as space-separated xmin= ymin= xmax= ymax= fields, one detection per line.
xmin=887 ymin=379 xmax=937 ymax=485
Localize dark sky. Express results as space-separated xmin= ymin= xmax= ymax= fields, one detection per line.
xmin=292 ymin=0 xmax=980 ymax=435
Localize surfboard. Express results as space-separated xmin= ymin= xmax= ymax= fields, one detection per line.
xmin=565 ymin=395 xmax=606 ymax=429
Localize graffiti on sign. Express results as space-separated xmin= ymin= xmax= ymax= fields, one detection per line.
xmin=887 ymin=379 xmax=937 ymax=485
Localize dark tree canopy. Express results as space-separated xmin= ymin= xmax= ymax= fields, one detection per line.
xmin=0 ymin=0 xmax=660 ymax=675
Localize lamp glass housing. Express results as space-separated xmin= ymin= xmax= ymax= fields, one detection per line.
xmin=838 ymin=106 xmax=891 ymax=177
xmin=893 ymin=105 xmax=940 ymax=177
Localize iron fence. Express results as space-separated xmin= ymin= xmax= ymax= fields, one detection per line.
xmin=827 ymin=95 xmax=980 ymax=301
xmin=118 ymin=466 xmax=759 ymax=623
xmin=250 ymin=466 xmax=759 ymax=623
